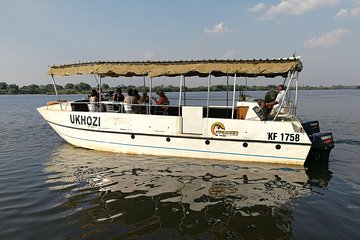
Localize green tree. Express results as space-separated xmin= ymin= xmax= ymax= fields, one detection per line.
xmin=64 ymin=83 xmax=75 ymax=89
xmin=101 ymin=83 xmax=110 ymax=90
xmin=0 ymin=82 xmax=7 ymax=89
xmin=75 ymin=82 xmax=92 ymax=92
xmin=40 ymin=84 xmax=63 ymax=93
xmin=7 ymin=84 xmax=19 ymax=94
xmin=26 ymin=84 xmax=41 ymax=94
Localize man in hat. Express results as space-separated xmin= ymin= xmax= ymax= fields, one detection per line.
xmin=152 ymin=89 xmax=170 ymax=114
xmin=152 ymin=89 xmax=169 ymax=106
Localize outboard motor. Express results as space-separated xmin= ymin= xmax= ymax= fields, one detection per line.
xmin=302 ymin=121 xmax=335 ymax=164
xmin=302 ymin=120 xmax=320 ymax=135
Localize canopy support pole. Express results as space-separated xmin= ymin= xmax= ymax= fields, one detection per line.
xmin=178 ymin=75 xmax=184 ymax=116
xmin=206 ymin=74 xmax=211 ymax=118
xmin=149 ymin=78 xmax=153 ymax=114
xmin=231 ymin=74 xmax=237 ymax=119
xmin=143 ymin=75 xmax=146 ymax=91
xmin=51 ymin=74 xmax=63 ymax=111
xmin=183 ymin=77 xmax=186 ymax=106
xmin=51 ymin=74 xmax=60 ymax=102
xmin=294 ymin=71 xmax=299 ymax=115
xmin=93 ymin=74 xmax=99 ymax=86
xmin=226 ymin=74 xmax=229 ymax=106
xmin=99 ymin=76 xmax=102 ymax=112
xmin=274 ymin=71 xmax=295 ymax=120
xmin=245 ymin=75 xmax=248 ymax=96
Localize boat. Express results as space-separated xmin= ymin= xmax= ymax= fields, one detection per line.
xmin=37 ymin=58 xmax=334 ymax=165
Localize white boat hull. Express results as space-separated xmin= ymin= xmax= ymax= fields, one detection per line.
xmin=38 ymin=103 xmax=312 ymax=165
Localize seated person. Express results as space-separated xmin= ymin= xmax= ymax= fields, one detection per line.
xmin=152 ymin=89 xmax=169 ymax=114
xmin=138 ymin=92 xmax=150 ymax=114
xmin=265 ymin=84 xmax=287 ymax=117
xmin=254 ymin=99 xmax=268 ymax=121
xmin=113 ymin=88 xmax=125 ymax=102
xmin=124 ymin=88 xmax=138 ymax=113
xmin=88 ymin=89 xmax=100 ymax=112
xmin=139 ymin=92 xmax=150 ymax=104
xmin=134 ymin=89 xmax=141 ymax=102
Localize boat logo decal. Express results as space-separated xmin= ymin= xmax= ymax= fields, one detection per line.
xmin=211 ymin=122 xmax=238 ymax=137
xmin=70 ymin=114 xmax=101 ymax=127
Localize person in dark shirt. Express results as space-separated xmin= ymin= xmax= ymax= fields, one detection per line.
xmin=113 ymin=88 xmax=125 ymax=102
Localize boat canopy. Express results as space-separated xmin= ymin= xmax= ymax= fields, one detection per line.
xmin=48 ymin=58 xmax=303 ymax=79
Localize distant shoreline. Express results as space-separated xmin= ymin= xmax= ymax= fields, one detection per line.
xmin=0 ymin=82 xmax=359 ymax=95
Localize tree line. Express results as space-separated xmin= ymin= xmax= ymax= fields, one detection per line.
xmin=0 ymin=81 xmax=359 ymax=95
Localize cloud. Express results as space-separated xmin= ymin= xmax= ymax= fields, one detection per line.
xmin=335 ymin=7 xmax=360 ymax=19
xmin=247 ymin=3 xmax=267 ymax=12
xmin=144 ymin=52 xmax=155 ymax=61
xmin=204 ymin=22 xmax=232 ymax=36
xmin=304 ymin=29 xmax=349 ymax=48
xmin=351 ymin=0 xmax=360 ymax=6
xmin=335 ymin=8 xmax=348 ymax=20
xmin=259 ymin=0 xmax=341 ymax=20
xmin=351 ymin=7 xmax=360 ymax=16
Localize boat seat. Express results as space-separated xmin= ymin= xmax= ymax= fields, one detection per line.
xmin=155 ymin=106 xmax=168 ymax=115
xmin=88 ymin=103 xmax=99 ymax=112
xmin=124 ymin=104 xmax=135 ymax=113
xmin=105 ymin=104 xmax=115 ymax=112
xmin=275 ymin=101 xmax=293 ymax=119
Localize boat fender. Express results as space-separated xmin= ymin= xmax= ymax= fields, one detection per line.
xmin=47 ymin=100 xmax=67 ymax=106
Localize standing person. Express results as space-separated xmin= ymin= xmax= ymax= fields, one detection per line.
xmin=113 ymin=88 xmax=125 ymax=102
xmin=124 ymin=88 xmax=138 ymax=113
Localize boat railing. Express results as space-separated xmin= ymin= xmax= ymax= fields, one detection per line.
xmin=69 ymin=99 xmax=239 ymax=119
xmin=50 ymin=99 xmax=292 ymax=121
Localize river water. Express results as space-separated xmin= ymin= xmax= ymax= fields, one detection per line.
xmin=0 ymin=90 xmax=359 ymax=240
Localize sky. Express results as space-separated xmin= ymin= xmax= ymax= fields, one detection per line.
xmin=0 ymin=0 xmax=359 ymax=87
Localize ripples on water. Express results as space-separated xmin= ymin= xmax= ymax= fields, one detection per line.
xmin=38 ymin=145 xmax=329 ymax=239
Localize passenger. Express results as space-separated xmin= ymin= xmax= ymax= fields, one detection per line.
xmin=113 ymin=88 xmax=125 ymax=102
xmin=134 ymin=89 xmax=141 ymax=101
xmin=88 ymin=89 xmax=100 ymax=112
xmin=266 ymin=84 xmax=287 ymax=117
xmin=152 ymin=89 xmax=169 ymax=105
xmin=256 ymin=99 xmax=268 ymax=121
xmin=96 ymin=86 xmax=103 ymax=100
xmin=138 ymin=92 xmax=150 ymax=114
xmin=152 ymin=89 xmax=169 ymax=114
xmin=139 ymin=92 xmax=150 ymax=104
xmin=124 ymin=88 xmax=138 ymax=113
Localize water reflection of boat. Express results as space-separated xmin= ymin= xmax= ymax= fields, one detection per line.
xmin=44 ymin=145 xmax=332 ymax=239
